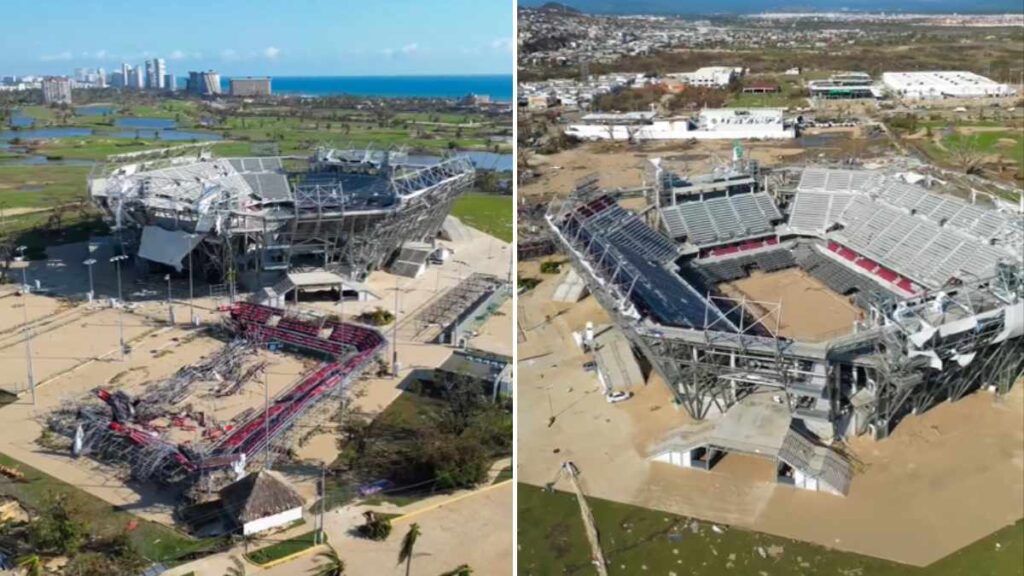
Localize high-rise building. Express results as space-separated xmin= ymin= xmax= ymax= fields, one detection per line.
xmin=121 ymin=63 xmax=131 ymax=88
xmin=41 ymin=76 xmax=73 ymax=105
xmin=130 ymin=66 xmax=145 ymax=89
xmin=155 ymin=59 xmax=166 ymax=89
xmin=187 ymin=70 xmax=221 ymax=96
xmin=229 ymin=77 xmax=272 ymax=97
xmin=145 ymin=60 xmax=156 ymax=88
xmin=97 ymin=67 xmax=107 ymax=88
xmin=164 ymin=73 xmax=175 ymax=92
xmin=111 ymin=71 xmax=125 ymax=88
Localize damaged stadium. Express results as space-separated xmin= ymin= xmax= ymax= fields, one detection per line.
xmin=546 ymin=149 xmax=1024 ymax=495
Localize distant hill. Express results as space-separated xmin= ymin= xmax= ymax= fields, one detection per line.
xmin=536 ymin=2 xmax=582 ymax=13
xmin=519 ymin=0 xmax=1023 ymax=15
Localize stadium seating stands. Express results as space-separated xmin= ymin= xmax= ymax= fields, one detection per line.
xmin=660 ymin=192 xmax=782 ymax=246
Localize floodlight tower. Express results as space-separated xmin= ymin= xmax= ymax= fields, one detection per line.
xmin=83 ymin=258 xmax=96 ymax=303
xmin=17 ymin=246 xmax=35 ymax=406
xmin=110 ymin=254 xmax=129 ymax=360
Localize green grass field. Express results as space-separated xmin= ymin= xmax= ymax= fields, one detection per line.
xmin=727 ymin=92 xmax=806 ymax=109
xmin=0 ymin=165 xmax=90 ymax=208
xmin=0 ymin=452 xmax=226 ymax=564
xmin=943 ymin=131 xmax=1024 ymax=165
xmin=518 ymin=483 xmax=1024 ymax=576
xmin=244 ymin=531 xmax=322 ymax=565
xmin=451 ymin=192 xmax=513 ymax=242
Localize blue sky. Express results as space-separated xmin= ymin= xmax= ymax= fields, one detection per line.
xmin=0 ymin=0 xmax=514 ymax=77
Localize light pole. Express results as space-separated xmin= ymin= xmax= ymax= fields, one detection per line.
xmin=165 ymin=273 xmax=174 ymax=325
xmin=187 ymin=233 xmax=197 ymax=326
xmin=17 ymin=246 xmax=34 ymax=406
xmin=83 ymin=259 xmax=96 ymax=303
xmin=110 ymin=255 xmax=129 ymax=360
xmin=392 ymin=274 xmax=400 ymax=377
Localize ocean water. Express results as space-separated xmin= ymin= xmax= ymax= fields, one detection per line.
xmin=219 ymin=75 xmax=513 ymax=101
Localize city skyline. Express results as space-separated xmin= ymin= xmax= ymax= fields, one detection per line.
xmin=0 ymin=0 xmax=513 ymax=77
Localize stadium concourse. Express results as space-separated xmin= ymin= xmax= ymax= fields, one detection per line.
xmin=546 ymin=152 xmax=1024 ymax=498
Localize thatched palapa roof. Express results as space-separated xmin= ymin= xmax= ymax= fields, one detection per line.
xmin=219 ymin=470 xmax=305 ymax=523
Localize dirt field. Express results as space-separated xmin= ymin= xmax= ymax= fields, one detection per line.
xmin=718 ymin=268 xmax=860 ymax=342
xmin=519 ymin=140 xmax=809 ymax=201
xmin=0 ymin=298 xmax=160 ymax=395
xmin=0 ymin=307 xmax=236 ymax=524
xmin=467 ymin=297 xmax=513 ymax=357
xmin=517 ymin=271 xmax=1024 ymax=566
xmin=319 ymin=482 xmax=513 ymax=576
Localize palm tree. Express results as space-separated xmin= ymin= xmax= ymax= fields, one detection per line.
xmin=440 ymin=565 xmax=473 ymax=576
xmin=308 ymin=548 xmax=345 ymax=576
xmin=397 ymin=523 xmax=421 ymax=576
xmin=224 ymin=555 xmax=246 ymax=576
xmin=16 ymin=555 xmax=43 ymax=576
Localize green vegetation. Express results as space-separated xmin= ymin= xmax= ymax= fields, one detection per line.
xmin=327 ymin=387 xmax=512 ymax=511
xmin=539 ymin=260 xmax=565 ymax=274
xmin=493 ymin=465 xmax=513 ymax=484
xmin=522 ymin=29 xmax=1024 ymax=83
xmin=398 ymin=523 xmax=422 ymax=576
xmin=357 ymin=306 xmax=396 ymax=326
xmin=0 ymin=165 xmax=90 ymax=209
xmin=518 ymin=483 xmax=1024 ymax=575
xmin=0 ymin=390 xmax=16 ymax=408
xmin=451 ymin=192 xmax=513 ymax=242
xmin=244 ymin=531 xmax=323 ymax=565
xmin=728 ymin=91 xmax=806 ymax=109
xmin=0 ymin=452 xmax=225 ymax=565
xmin=518 ymin=277 xmax=542 ymax=292
xmin=309 ymin=548 xmax=347 ymax=576
xmin=357 ymin=510 xmax=393 ymax=541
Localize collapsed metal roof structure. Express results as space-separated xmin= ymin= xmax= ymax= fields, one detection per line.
xmin=88 ymin=146 xmax=476 ymax=287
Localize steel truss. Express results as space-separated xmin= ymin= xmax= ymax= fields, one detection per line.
xmin=548 ymin=192 xmax=1024 ymax=440
xmin=90 ymin=149 xmax=475 ymax=288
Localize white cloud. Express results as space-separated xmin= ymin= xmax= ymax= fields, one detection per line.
xmin=220 ymin=49 xmax=240 ymax=61
xmin=263 ymin=46 xmax=281 ymax=59
xmin=490 ymin=37 xmax=513 ymax=52
xmin=383 ymin=43 xmax=419 ymax=58
xmin=40 ymin=51 xmax=73 ymax=62
xmin=169 ymin=49 xmax=187 ymax=60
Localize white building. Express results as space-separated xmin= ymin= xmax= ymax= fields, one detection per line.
xmin=41 ymin=76 xmax=72 ymax=105
xmin=219 ymin=470 xmax=305 ymax=536
xmin=153 ymin=58 xmax=166 ymax=89
xmin=881 ymin=71 xmax=1016 ymax=100
xmin=668 ymin=66 xmax=742 ymax=88
xmin=566 ymin=108 xmax=794 ymax=141
xmin=230 ymin=77 xmax=272 ymax=97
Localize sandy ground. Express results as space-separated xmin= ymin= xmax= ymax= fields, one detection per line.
xmin=0 ymin=298 xmax=159 ymax=395
xmin=718 ymin=268 xmax=860 ymax=342
xmin=517 ymin=271 xmax=1024 ymax=566
xmin=163 ymin=480 xmax=513 ymax=576
xmin=0 ymin=289 xmax=68 ymax=335
xmin=467 ymin=297 xmax=513 ymax=357
xmin=0 ymin=308 xmax=229 ymax=523
xmin=298 ymin=226 xmax=511 ymax=326
xmin=317 ymin=480 xmax=513 ymax=576
xmin=519 ymin=141 xmax=808 ymax=201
